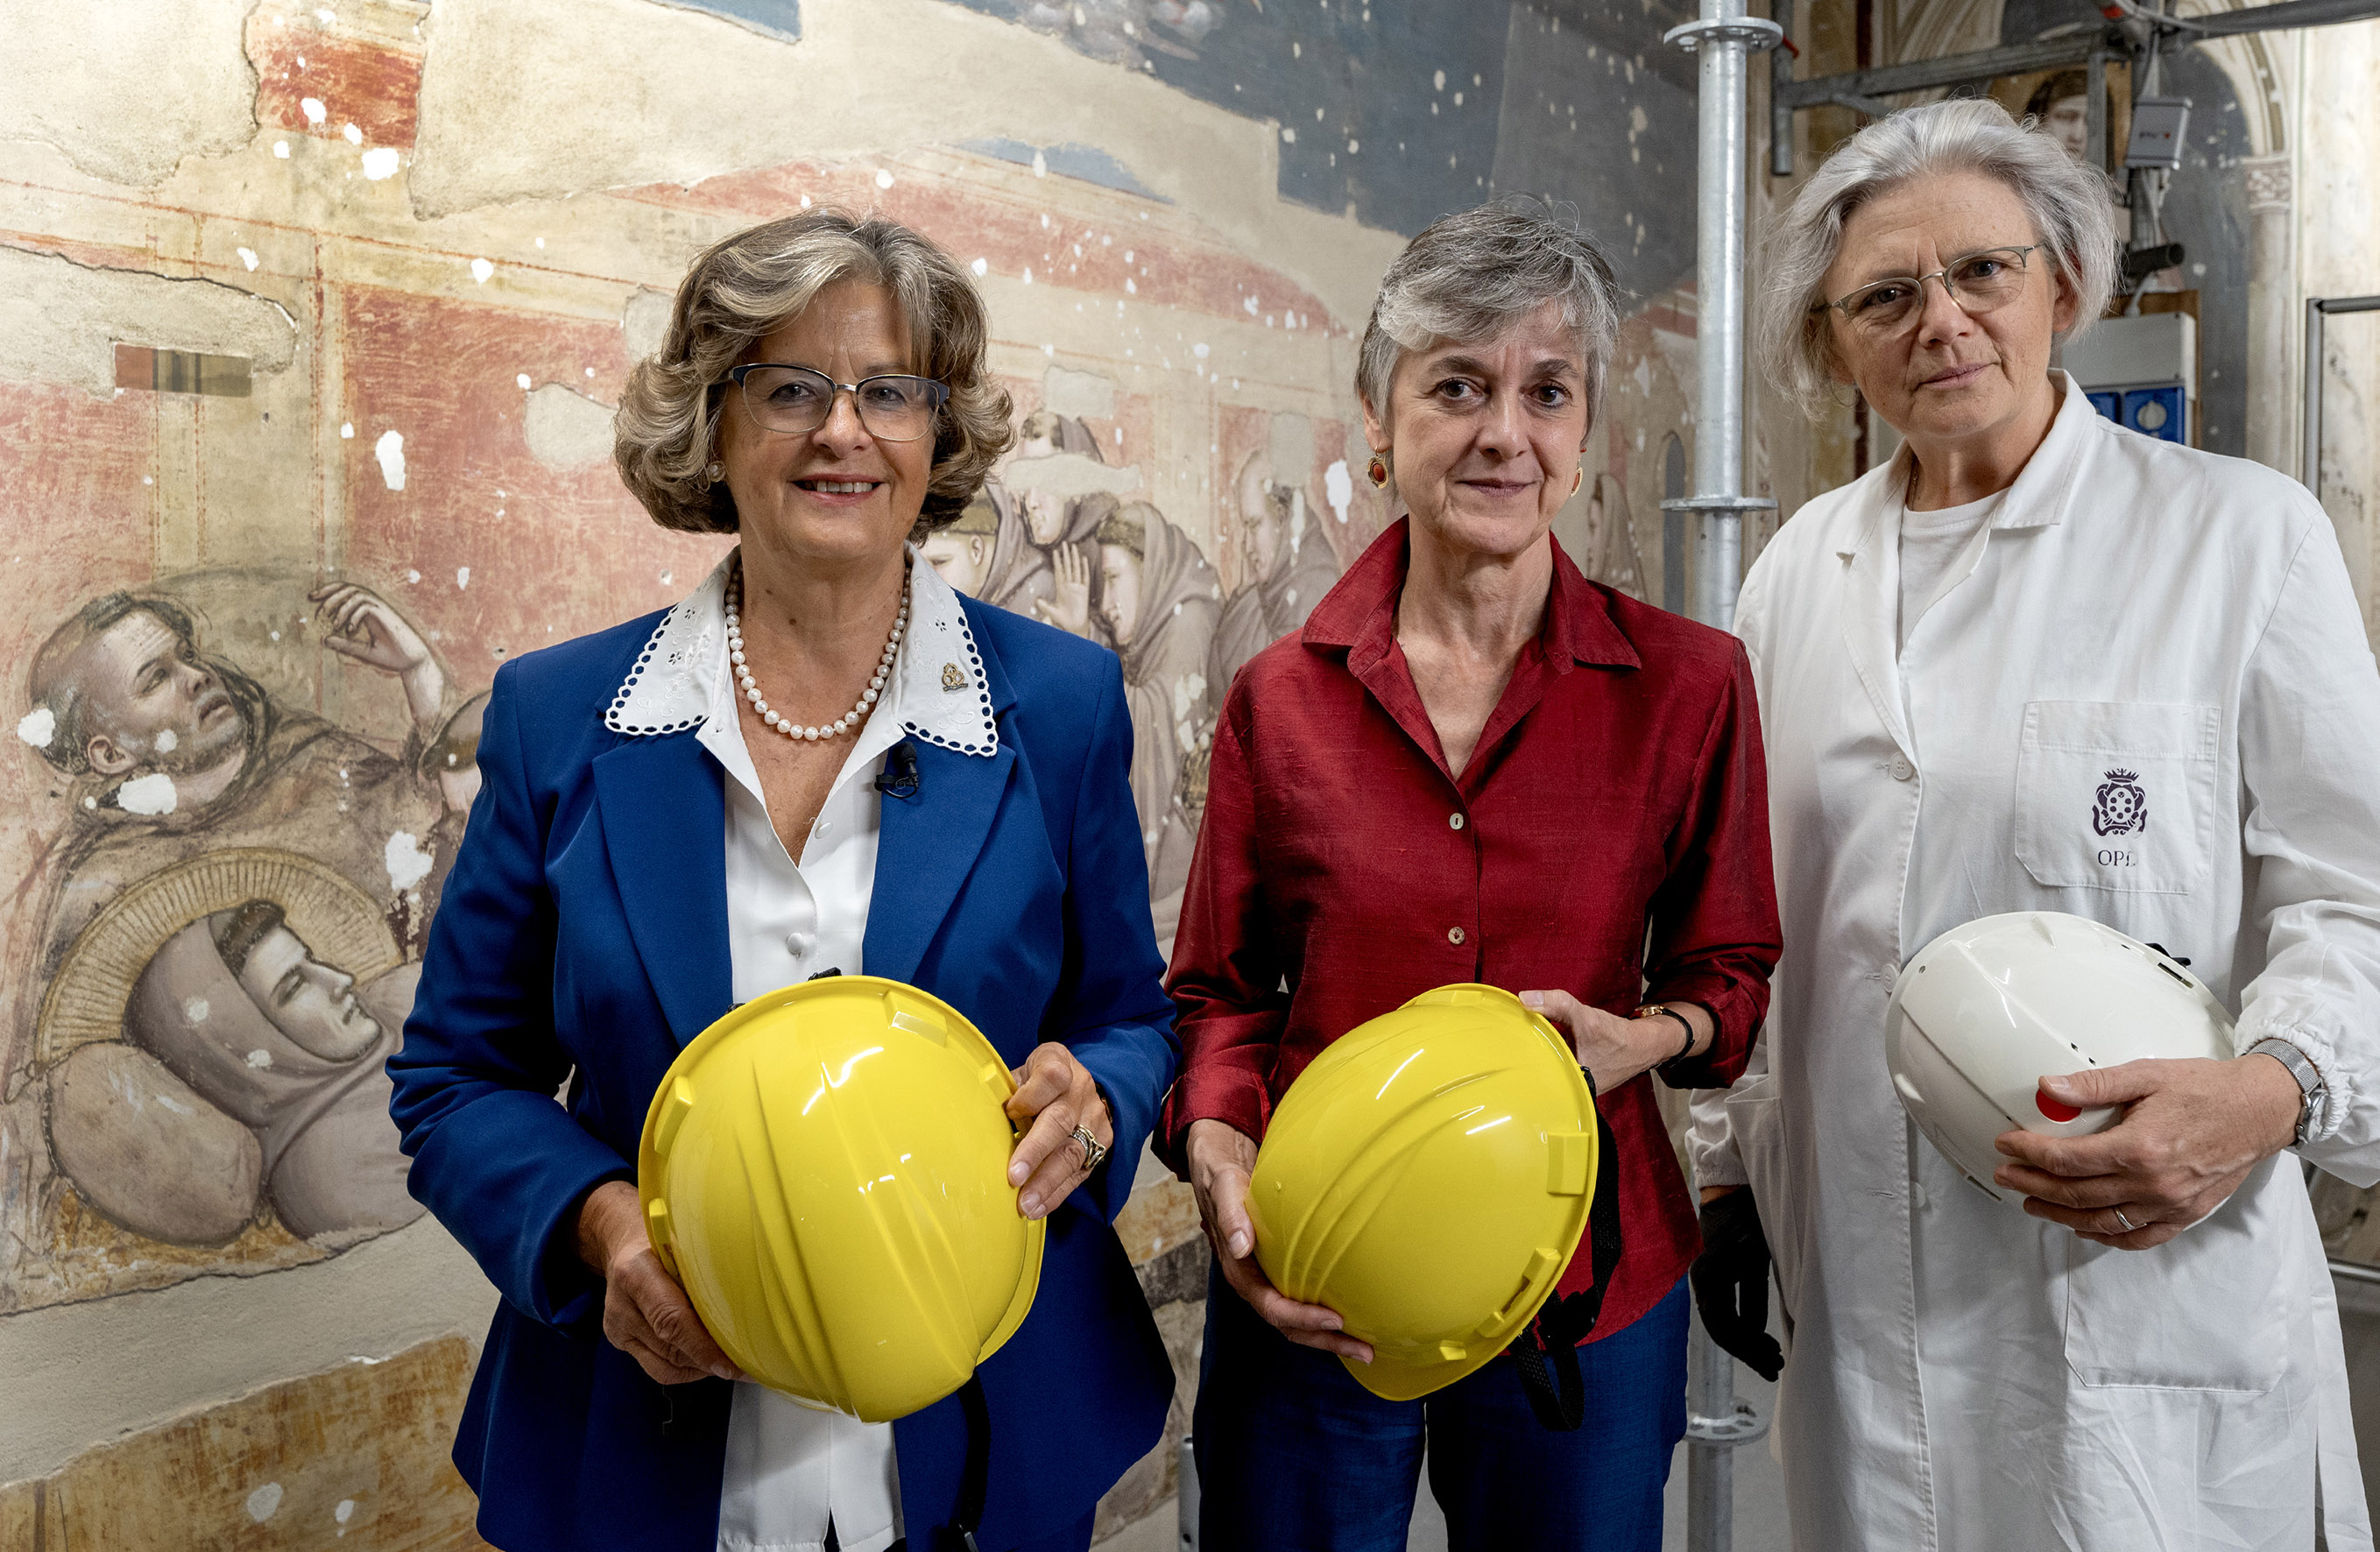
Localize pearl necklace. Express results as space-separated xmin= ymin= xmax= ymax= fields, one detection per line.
xmin=724 ymin=561 xmax=909 ymax=742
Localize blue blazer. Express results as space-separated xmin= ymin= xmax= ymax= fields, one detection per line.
xmin=391 ymin=596 xmax=1179 ymax=1552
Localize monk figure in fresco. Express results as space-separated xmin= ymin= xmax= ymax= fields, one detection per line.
xmin=1207 ymin=448 xmax=1345 ymax=694
xmin=920 ymin=483 xmax=1056 ymax=617
xmin=19 ymin=582 xmax=458 ymax=991
xmin=46 ymin=896 xmax=422 ymax=1246
xmin=1089 ymin=498 xmax=1220 ymax=955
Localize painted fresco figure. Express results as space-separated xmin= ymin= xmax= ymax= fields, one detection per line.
xmin=1090 ymin=497 xmax=1220 ymax=953
xmin=47 ymin=899 xmax=421 ymax=1245
xmin=2023 ymin=69 xmax=2092 ymax=163
xmin=1208 ymin=448 xmax=1345 ymax=694
xmin=20 ymin=584 xmax=459 ymax=981
xmin=919 ymin=482 xmax=1055 ymax=616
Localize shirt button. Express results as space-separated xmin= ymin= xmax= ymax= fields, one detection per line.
xmin=786 ymin=931 xmax=813 ymax=957
xmin=815 ymin=820 xmax=832 ymax=836
xmin=1449 ymin=812 xmax=1465 ymax=830
xmin=1447 ymin=927 xmax=1466 ymax=946
xmin=1889 ymin=757 xmax=1915 ymax=781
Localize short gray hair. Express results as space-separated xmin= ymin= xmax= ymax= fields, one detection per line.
xmin=1357 ymin=198 xmax=1622 ymax=421
xmin=615 ymin=209 xmax=1013 ymax=535
xmin=1755 ymin=97 xmax=2119 ymax=417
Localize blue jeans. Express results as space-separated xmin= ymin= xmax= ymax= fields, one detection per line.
xmin=1194 ymin=1270 xmax=1690 ymax=1552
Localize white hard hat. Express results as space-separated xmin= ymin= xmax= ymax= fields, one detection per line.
xmin=1884 ymin=912 xmax=2235 ymax=1204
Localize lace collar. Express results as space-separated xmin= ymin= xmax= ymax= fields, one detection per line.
xmin=604 ymin=547 xmax=999 ymax=756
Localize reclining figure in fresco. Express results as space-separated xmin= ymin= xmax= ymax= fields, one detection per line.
xmin=46 ymin=892 xmax=422 ymax=1246
xmin=19 ymin=582 xmax=459 ymax=982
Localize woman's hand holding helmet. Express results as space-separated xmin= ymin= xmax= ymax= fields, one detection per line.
xmin=1004 ymin=1041 xmax=1115 ymax=1220
xmin=1989 ymin=1055 xmax=2304 ymax=1248
xmin=576 ymin=1178 xmax=743 ymax=1386
xmin=1518 ymin=989 xmax=1710 ymax=1094
xmin=1184 ymin=1117 xmax=1374 ymax=1364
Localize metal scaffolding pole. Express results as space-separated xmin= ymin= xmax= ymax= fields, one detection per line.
xmin=1663 ymin=1 xmax=1780 ymax=1546
xmin=2304 ymin=294 xmax=2380 ymax=497
xmin=1665 ymin=0 xmax=1779 ymax=636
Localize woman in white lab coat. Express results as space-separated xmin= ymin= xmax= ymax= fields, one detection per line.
xmin=1687 ymin=97 xmax=2380 ymax=1549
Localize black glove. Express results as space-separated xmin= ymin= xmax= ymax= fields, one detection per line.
xmin=1690 ymin=1188 xmax=1784 ymax=1382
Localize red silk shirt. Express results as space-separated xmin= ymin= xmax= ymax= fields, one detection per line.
xmin=1159 ymin=521 xmax=1781 ymax=1339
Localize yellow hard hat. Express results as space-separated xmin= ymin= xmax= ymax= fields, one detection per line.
xmin=636 ymin=975 xmax=1043 ymax=1422
xmin=1246 ymin=983 xmax=1599 ymax=1401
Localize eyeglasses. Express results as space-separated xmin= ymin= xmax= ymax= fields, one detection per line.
xmin=1812 ymin=245 xmax=2041 ymax=340
xmin=724 ymin=363 xmax=950 ymax=442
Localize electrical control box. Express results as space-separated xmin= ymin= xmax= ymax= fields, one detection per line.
xmin=2063 ymin=312 xmax=2195 ymax=446
xmin=2125 ymin=97 xmax=2192 ymax=170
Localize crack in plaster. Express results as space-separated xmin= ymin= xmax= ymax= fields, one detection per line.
xmin=0 ymin=246 xmax=298 ymax=395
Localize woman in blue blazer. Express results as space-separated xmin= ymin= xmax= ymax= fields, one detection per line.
xmin=391 ymin=209 xmax=1178 ymax=1552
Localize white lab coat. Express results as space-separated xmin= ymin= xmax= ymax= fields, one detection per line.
xmin=1691 ymin=377 xmax=2380 ymax=1551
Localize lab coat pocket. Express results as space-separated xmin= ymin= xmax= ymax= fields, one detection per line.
xmin=2062 ymin=1169 xmax=2292 ymax=1392
xmin=2013 ymin=701 xmax=2219 ymax=894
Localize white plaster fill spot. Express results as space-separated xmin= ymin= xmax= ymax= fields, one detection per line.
xmin=342 ymin=122 xmax=363 ymax=145
xmin=470 ymin=258 xmax=494 ymax=284
xmin=181 ymin=996 xmax=209 ymax=1024
xmin=340 ymin=422 xmax=354 ymax=439
xmin=154 ymin=728 xmax=178 ymax=753
xmin=246 ymin=1484 xmax=284 ymax=1522
xmin=374 ymin=429 xmax=406 ymax=490
xmin=301 ymin=97 xmax=327 ymax=125
xmin=16 ymin=707 xmax=54 ymax=748
xmin=237 ymin=246 xmax=259 ymax=271
xmin=245 ymin=1048 xmax=272 ymax=1069
xmin=1325 ymin=459 xmax=1352 ymax=522
xmin=971 ymin=257 xmax=987 ymax=277
xmin=1192 ymin=342 xmax=1210 ymax=359
xmin=336 ymin=1499 xmax=355 ymax=1526
xmin=1281 ymin=127 xmax=1295 ymax=144
xmin=406 ymin=568 xmax=420 ymax=583
xmin=117 ymin=772 xmax=178 ymax=815
xmin=874 ymin=170 xmax=893 ymax=189
xmin=518 ymin=373 xmax=532 ymax=389
xmin=385 ymin=831 xmax=434 ymax=892
xmin=456 ymin=567 xmax=470 ymax=589
xmin=274 ymin=140 xmax=291 ymax=158
xmin=362 ymin=147 xmax=400 ymax=180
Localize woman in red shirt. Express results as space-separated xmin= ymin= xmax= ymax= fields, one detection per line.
xmin=1160 ymin=201 xmax=1782 ymax=1551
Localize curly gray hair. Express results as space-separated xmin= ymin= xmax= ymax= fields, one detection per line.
xmin=1756 ymin=97 xmax=2120 ymax=418
xmin=1357 ymin=198 xmax=1622 ymax=424
xmin=615 ymin=209 xmax=1013 ymax=535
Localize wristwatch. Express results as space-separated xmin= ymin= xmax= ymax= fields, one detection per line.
xmin=1636 ymin=1002 xmax=1697 ymax=1067
xmin=2249 ymin=1037 xmax=2325 ymax=1148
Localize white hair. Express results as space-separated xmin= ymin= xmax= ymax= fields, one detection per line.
xmin=1357 ymin=197 xmax=1622 ymax=421
xmin=1755 ymin=97 xmax=2120 ymax=418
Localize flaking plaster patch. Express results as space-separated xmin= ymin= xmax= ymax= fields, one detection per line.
xmin=522 ymin=382 xmax=618 ymax=468
xmin=1042 ymin=364 xmax=1115 ymax=420
xmin=621 ymin=286 xmax=674 ymax=363
xmin=0 ymin=247 xmax=297 ymax=396
xmin=0 ymin=0 xmax=258 ymax=187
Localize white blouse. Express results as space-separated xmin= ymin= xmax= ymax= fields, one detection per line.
xmin=610 ymin=548 xmax=999 ymax=1552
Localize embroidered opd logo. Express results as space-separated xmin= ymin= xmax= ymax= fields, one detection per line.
xmin=2093 ymin=769 xmax=2148 ymax=836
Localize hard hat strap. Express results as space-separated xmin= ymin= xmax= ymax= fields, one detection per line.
xmin=933 ymin=1375 xmax=992 ymax=1552
xmin=1508 ymin=1109 xmax=1625 ymax=1432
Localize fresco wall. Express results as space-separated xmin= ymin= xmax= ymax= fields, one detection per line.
xmin=0 ymin=0 xmax=1739 ymax=1542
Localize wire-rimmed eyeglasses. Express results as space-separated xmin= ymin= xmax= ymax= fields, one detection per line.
xmin=1811 ymin=245 xmax=2042 ymax=340
xmin=724 ymin=363 xmax=950 ymax=442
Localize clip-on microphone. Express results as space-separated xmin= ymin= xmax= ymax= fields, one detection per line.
xmin=873 ymin=742 xmax=921 ymax=800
